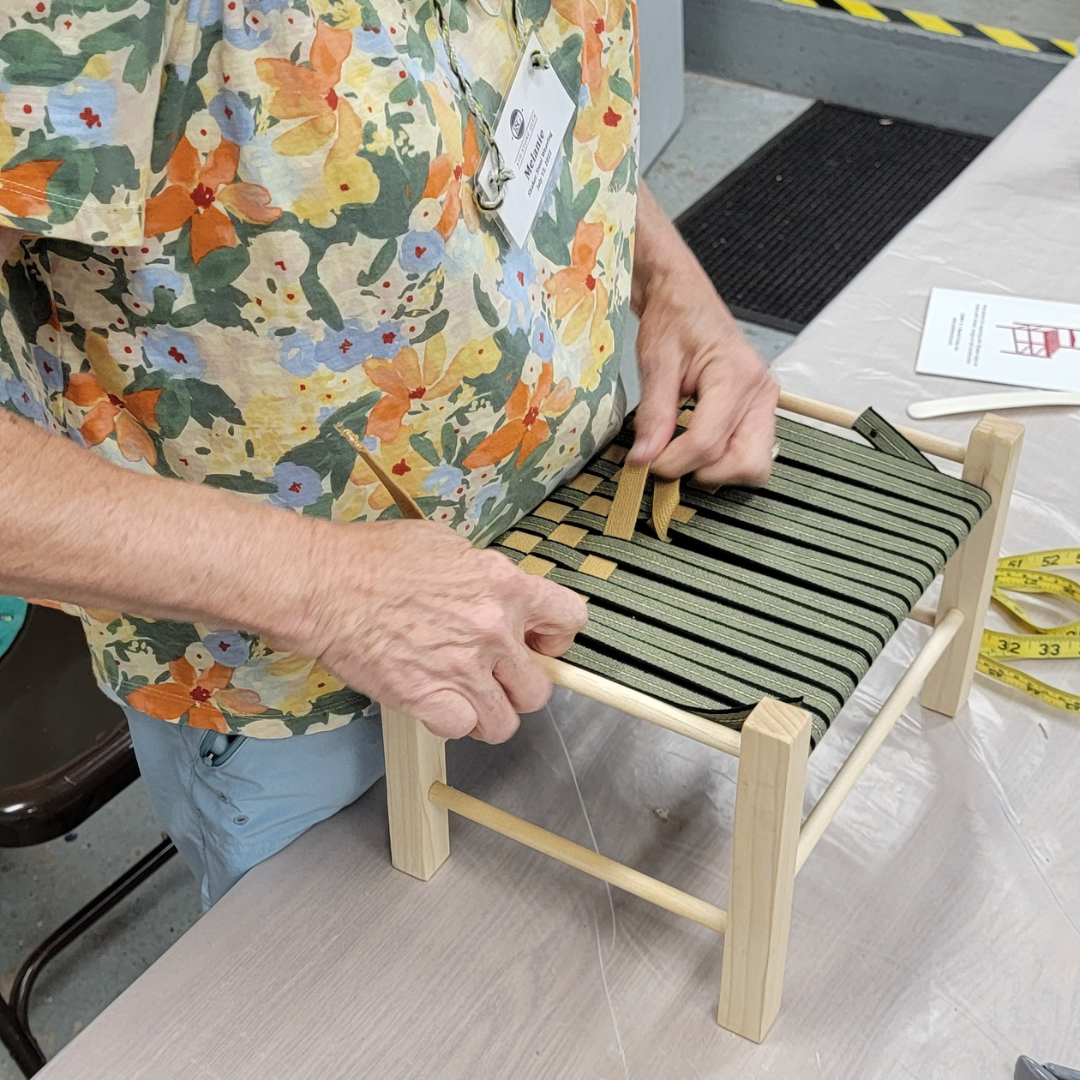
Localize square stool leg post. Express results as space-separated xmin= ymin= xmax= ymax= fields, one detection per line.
xmin=921 ymin=414 xmax=1024 ymax=716
xmin=717 ymin=699 xmax=811 ymax=1043
xmin=381 ymin=707 xmax=450 ymax=881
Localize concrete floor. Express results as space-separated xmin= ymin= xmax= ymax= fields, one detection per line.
xmin=0 ymin=72 xmax=806 ymax=1080
xmin=927 ymin=0 xmax=1080 ymax=41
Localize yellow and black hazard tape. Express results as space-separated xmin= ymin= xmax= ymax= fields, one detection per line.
xmin=781 ymin=0 xmax=1078 ymax=58
xmin=976 ymin=548 xmax=1080 ymax=714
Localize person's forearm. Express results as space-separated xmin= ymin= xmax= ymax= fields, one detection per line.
xmin=0 ymin=409 xmax=320 ymax=646
xmin=631 ymin=180 xmax=717 ymax=320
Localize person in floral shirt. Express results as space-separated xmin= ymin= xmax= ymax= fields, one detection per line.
xmin=0 ymin=0 xmax=777 ymax=904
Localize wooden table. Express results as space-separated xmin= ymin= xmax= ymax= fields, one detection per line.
xmin=37 ymin=60 xmax=1080 ymax=1080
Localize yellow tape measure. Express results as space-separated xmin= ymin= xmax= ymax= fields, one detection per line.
xmin=977 ymin=548 xmax=1080 ymax=712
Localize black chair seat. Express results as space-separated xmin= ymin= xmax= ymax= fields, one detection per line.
xmin=0 ymin=606 xmax=136 ymax=848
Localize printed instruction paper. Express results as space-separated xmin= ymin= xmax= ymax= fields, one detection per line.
xmin=916 ymin=288 xmax=1080 ymax=392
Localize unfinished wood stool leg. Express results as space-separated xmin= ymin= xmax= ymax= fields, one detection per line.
xmin=717 ymin=699 xmax=811 ymax=1042
xmin=381 ymin=707 xmax=450 ymax=881
xmin=921 ymin=414 xmax=1024 ymax=716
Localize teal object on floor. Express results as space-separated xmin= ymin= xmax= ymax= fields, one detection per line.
xmin=0 ymin=596 xmax=28 ymax=658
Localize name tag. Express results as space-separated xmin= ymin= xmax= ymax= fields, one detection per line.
xmin=475 ymin=33 xmax=577 ymax=249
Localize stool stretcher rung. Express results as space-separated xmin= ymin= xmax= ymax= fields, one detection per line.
xmin=538 ymin=654 xmax=743 ymax=758
xmin=795 ymin=608 xmax=965 ymax=873
xmin=778 ymin=391 xmax=967 ymax=463
xmin=429 ymin=782 xmax=729 ymax=934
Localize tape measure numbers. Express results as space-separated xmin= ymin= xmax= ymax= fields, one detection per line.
xmin=976 ymin=548 xmax=1080 ymax=713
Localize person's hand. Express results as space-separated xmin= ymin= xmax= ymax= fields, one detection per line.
xmin=628 ymin=182 xmax=779 ymax=486
xmin=630 ymin=259 xmax=779 ymax=485
xmin=305 ymin=520 xmax=587 ymax=743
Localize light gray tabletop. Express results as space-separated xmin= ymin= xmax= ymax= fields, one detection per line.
xmin=39 ymin=60 xmax=1080 ymax=1080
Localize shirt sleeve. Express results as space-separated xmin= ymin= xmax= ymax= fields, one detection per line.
xmin=0 ymin=1 xmax=171 ymax=246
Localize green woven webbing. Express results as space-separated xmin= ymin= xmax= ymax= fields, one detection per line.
xmin=493 ymin=406 xmax=989 ymax=748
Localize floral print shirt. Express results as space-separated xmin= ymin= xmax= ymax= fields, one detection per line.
xmin=0 ymin=0 xmax=638 ymax=736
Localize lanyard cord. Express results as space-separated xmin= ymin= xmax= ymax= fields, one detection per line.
xmin=430 ymin=0 xmax=529 ymax=211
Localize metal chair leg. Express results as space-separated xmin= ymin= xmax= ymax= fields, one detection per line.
xmin=0 ymin=993 xmax=45 ymax=1078
xmin=8 ymin=836 xmax=177 ymax=1067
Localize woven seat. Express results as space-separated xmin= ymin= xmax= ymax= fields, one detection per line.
xmin=492 ymin=404 xmax=991 ymax=745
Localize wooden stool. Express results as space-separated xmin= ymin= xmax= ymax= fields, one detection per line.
xmin=371 ymin=393 xmax=1023 ymax=1042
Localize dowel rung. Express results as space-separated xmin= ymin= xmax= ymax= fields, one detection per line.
xmin=537 ymin=654 xmax=742 ymax=758
xmin=429 ymin=782 xmax=728 ymax=935
xmin=795 ymin=608 xmax=965 ymax=873
xmin=777 ymin=390 xmax=967 ymax=463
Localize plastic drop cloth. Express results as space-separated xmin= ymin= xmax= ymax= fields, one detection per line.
xmin=37 ymin=63 xmax=1080 ymax=1080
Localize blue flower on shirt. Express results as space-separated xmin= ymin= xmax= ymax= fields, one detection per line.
xmin=425 ymin=463 xmax=465 ymax=498
xmin=46 ymin=77 xmax=117 ymax=147
xmin=128 ymin=264 xmax=185 ymax=305
xmin=3 ymin=378 xmax=44 ymax=422
xmin=143 ymin=328 xmax=206 ymax=379
xmin=469 ymin=481 xmax=504 ymax=520
xmin=269 ymin=462 xmax=324 ymax=508
xmin=203 ymin=630 xmax=251 ymax=666
xmin=314 ymin=320 xmax=403 ymax=372
xmin=188 ymin=0 xmax=285 ymax=48
xmin=399 ymin=230 xmax=444 ymax=276
xmin=278 ymin=332 xmax=318 ymax=376
xmin=209 ymin=89 xmax=254 ymax=145
xmin=354 ymin=24 xmax=397 ymax=57
xmin=531 ymin=315 xmax=554 ymax=361
xmin=33 ymin=346 xmax=64 ymax=394
xmin=499 ymin=248 xmax=534 ymax=334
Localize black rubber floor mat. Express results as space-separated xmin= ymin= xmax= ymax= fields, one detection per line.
xmin=676 ymin=103 xmax=990 ymax=333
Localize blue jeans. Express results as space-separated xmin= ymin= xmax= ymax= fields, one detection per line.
xmin=126 ymin=708 xmax=385 ymax=909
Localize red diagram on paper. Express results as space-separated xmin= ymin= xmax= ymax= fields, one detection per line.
xmin=1001 ymin=322 xmax=1080 ymax=359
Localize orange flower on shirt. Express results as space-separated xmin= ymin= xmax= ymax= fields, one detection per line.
xmin=256 ymin=19 xmax=354 ymax=156
xmin=363 ymin=333 xmax=498 ymax=442
xmin=545 ymin=220 xmax=606 ymax=343
xmin=127 ymin=657 xmax=266 ymax=732
xmin=463 ymin=362 xmax=575 ymax=469
xmin=144 ymin=136 xmax=281 ymax=264
xmin=552 ymin=0 xmax=626 ymax=94
xmin=256 ymin=19 xmax=377 ymax=223
xmin=422 ymin=88 xmax=481 ymax=241
xmin=65 ymin=371 xmax=161 ymax=466
xmin=545 ymin=220 xmax=614 ymax=387
xmin=0 ymin=158 xmax=63 ymax=221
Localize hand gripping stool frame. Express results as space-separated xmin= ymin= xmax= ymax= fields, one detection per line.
xmin=348 ymin=392 xmax=1023 ymax=1043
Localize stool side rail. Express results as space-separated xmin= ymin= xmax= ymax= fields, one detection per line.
xmin=429 ymin=781 xmax=729 ymax=934
xmin=795 ymin=607 xmax=965 ymax=873
xmin=777 ymin=390 xmax=968 ymax=463
xmin=538 ymin=654 xmax=743 ymax=757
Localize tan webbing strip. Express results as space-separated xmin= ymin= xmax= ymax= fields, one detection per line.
xmin=651 ymin=477 xmax=681 ymax=542
xmin=518 ymin=555 xmax=556 ymax=577
xmin=581 ymin=495 xmax=613 ymax=518
xmin=534 ymin=501 xmax=571 ymax=523
xmin=604 ymin=461 xmax=648 ymax=540
xmin=549 ymin=524 xmax=588 ymax=548
xmin=567 ymin=472 xmax=602 ymax=494
xmin=671 ymin=503 xmax=695 ymax=524
xmin=601 ymin=444 xmax=627 ymax=463
xmin=677 ymin=409 xmax=694 ymax=428
xmin=501 ymin=531 xmax=541 ymax=554
xmin=578 ymin=555 xmax=618 ymax=580
xmin=335 ymin=424 xmax=425 ymax=521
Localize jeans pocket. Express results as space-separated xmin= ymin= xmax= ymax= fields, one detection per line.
xmin=198 ymin=730 xmax=247 ymax=769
